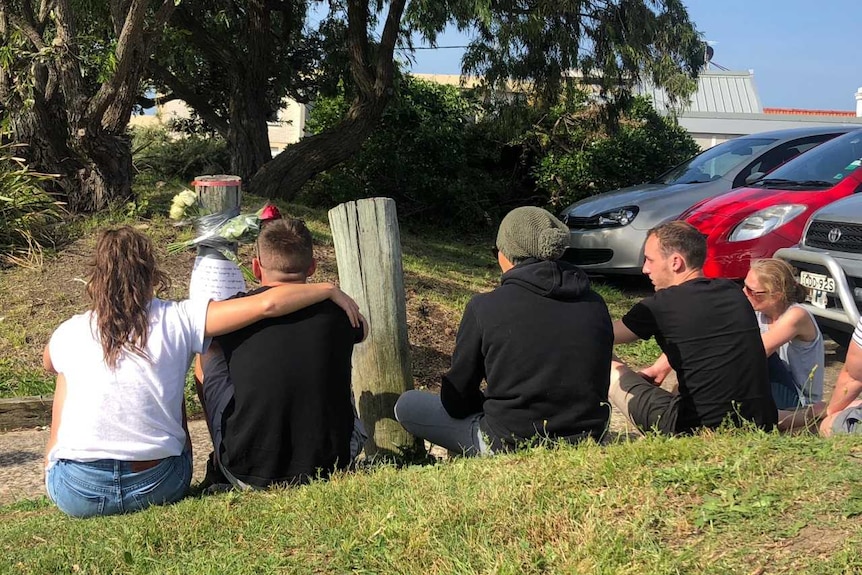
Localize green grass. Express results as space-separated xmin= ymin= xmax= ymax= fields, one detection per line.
xmin=2 ymin=432 xmax=861 ymax=573
xmin=0 ymin=188 xmax=656 ymax=398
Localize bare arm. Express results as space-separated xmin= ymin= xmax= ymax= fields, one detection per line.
xmin=42 ymin=345 xmax=56 ymax=374
xmin=613 ymin=319 xmax=640 ymax=345
xmin=44 ymin=373 xmax=67 ymax=469
xmin=638 ymin=353 xmax=673 ymax=386
xmin=827 ymin=341 xmax=862 ymax=415
xmin=203 ymin=282 xmax=361 ymax=337
xmin=760 ymin=307 xmax=815 ymax=356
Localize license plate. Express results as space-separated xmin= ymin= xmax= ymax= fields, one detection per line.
xmin=799 ymin=271 xmax=835 ymax=293
xmin=809 ymin=288 xmax=828 ymax=309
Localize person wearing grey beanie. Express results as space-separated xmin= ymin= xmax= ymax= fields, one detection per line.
xmin=394 ymin=206 xmax=614 ymax=455
xmin=495 ymin=206 xmax=571 ymax=263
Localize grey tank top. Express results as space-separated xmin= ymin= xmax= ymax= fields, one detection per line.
xmin=757 ymin=304 xmax=824 ymax=404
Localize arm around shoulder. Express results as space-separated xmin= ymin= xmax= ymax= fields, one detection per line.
xmin=204 ymin=282 xmax=361 ymax=336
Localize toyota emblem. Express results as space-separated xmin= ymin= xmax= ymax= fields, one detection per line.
xmin=828 ymin=228 xmax=843 ymax=243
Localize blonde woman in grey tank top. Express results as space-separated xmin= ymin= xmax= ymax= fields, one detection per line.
xmin=744 ymin=259 xmax=826 ymax=432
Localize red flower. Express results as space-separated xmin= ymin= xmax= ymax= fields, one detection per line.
xmin=258 ymin=204 xmax=282 ymax=222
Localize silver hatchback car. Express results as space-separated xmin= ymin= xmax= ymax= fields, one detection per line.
xmin=559 ymin=125 xmax=857 ymax=274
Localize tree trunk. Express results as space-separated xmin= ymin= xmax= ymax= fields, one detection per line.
xmin=72 ymin=129 xmax=134 ymax=212
xmin=248 ymin=95 xmax=389 ymax=199
xmin=12 ymin=103 xmax=132 ymax=212
xmin=1 ymin=0 xmax=175 ymax=214
xmin=226 ymin=83 xmax=273 ymax=182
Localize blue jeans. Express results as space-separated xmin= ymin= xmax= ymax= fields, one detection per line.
xmin=394 ymin=390 xmax=491 ymax=456
xmin=768 ymin=353 xmax=803 ymax=410
xmin=46 ymin=450 xmax=192 ymax=518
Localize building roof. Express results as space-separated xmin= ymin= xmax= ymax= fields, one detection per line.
xmin=763 ymin=107 xmax=857 ymax=117
xmin=639 ymin=70 xmax=763 ymax=115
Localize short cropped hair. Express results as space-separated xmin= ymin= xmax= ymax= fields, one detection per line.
xmin=647 ymin=221 xmax=706 ymax=269
xmin=256 ymin=217 xmax=313 ymax=274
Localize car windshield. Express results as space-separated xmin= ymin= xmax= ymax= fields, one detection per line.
xmin=654 ymin=137 xmax=777 ymax=185
xmin=754 ymin=130 xmax=862 ymax=189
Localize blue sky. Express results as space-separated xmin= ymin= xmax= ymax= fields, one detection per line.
xmin=402 ymin=0 xmax=861 ymax=112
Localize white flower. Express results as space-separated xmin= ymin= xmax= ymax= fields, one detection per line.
xmin=177 ymin=190 xmax=198 ymax=207
xmin=169 ymin=204 xmax=186 ymax=220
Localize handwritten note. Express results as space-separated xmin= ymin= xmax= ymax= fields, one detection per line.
xmin=189 ymin=256 xmax=246 ymax=301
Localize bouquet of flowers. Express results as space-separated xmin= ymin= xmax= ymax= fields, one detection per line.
xmin=168 ymin=189 xmax=200 ymax=221
xmin=166 ymin=190 xmax=282 ymax=280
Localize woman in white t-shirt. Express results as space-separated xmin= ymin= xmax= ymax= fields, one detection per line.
xmin=43 ymin=226 xmax=361 ymax=518
xmin=743 ymin=258 xmax=826 ymax=432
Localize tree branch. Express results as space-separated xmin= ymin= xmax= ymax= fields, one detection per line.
xmin=6 ymin=11 xmax=46 ymax=50
xmin=148 ymin=60 xmax=230 ymax=137
xmin=88 ymin=0 xmax=177 ymax=130
xmin=172 ymin=5 xmax=236 ymax=68
xmin=346 ymin=0 xmax=374 ymax=96
xmin=375 ymin=0 xmax=406 ymax=94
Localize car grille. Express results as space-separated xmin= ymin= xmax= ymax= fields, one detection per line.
xmin=561 ymin=248 xmax=613 ymax=265
xmin=806 ymin=220 xmax=862 ymax=252
xmin=563 ymin=215 xmax=603 ymax=229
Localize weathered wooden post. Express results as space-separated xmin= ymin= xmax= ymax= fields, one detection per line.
xmin=189 ymin=175 xmax=246 ymax=301
xmin=328 ymin=198 xmax=419 ymax=457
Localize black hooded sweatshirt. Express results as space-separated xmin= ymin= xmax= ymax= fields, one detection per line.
xmin=440 ymin=258 xmax=613 ymax=451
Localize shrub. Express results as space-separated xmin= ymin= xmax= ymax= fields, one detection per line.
xmin=301 ymin=80 xmax=698 ymax=226
xmin=530 ymin=96 xmax=700 ymax=209
xmin=301 ymin=75 xmax=521 ymax=226
xmin=131 ymin=126 xmax=229 ymax=182
xmin=0 ymin=139 xmax=64 ymax=267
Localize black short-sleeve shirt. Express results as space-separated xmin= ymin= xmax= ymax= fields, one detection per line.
xmin=622 ymin=277 xmax=776 ymax=432
xmin=214 ymin=287 xmax=364 ymax=486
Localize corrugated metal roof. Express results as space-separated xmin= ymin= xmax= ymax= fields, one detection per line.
xmin=638 ymin=71 xmax=762 ymax=115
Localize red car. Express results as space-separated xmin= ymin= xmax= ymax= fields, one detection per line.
xmin=683 ymin=129 xmax=862 ymax=279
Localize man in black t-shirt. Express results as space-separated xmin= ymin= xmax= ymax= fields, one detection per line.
xmin=196 ymin=218 xmax=366 ymax=489
xmin=611 ymin=221 xmax=777 ymax=434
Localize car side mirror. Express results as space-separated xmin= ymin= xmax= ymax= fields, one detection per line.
xmin=745 ymin=171 xmax=765 ymax=185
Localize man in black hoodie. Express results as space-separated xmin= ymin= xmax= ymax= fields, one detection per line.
xmin=394 ymin=206 xmax=614 ymax=454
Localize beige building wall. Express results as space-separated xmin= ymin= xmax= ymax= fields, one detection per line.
xmin=129 ymin=98 xmax=308 ymax=157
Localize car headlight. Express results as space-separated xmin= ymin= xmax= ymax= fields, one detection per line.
xmin=596 ymin=206 xmax=639 ymax=227
xmin=727 ymin=204 xmax=807 ymax=242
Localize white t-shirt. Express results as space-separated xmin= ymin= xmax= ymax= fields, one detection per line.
xmin=46 ymin=298 xmax=210 ymax=467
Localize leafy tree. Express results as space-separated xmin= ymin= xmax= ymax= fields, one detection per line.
xmin=459 ymin=0 xmax=703 ymax=110
xmin=1 ymin=0 xmax=703 ymax=212
xmin=148 ymin=0 xmax=344 ymax=182
xmin=302 ymin=75 xmax=508 ymax=223
xmin=0 ymin=0 xmax=177 ymax=212
xmin=152 ymin=0 xmax=704 ymax=202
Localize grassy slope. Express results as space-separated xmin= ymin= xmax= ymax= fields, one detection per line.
xmin=0 ymin=181 xmax=658 ymax=397
xmin=2 ymin=433 xmax=861 ymax=574
xmin=2 ymin=185 xmax=862 ymax=573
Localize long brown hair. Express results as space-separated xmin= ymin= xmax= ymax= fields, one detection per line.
xmin=86 ymin=227 xmax=170 ymax=369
